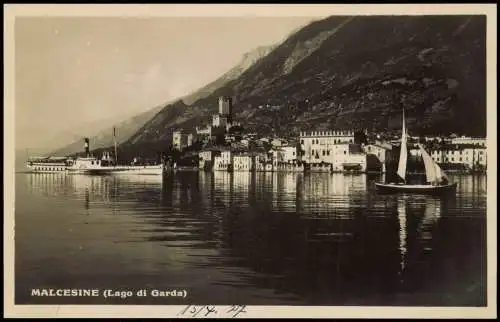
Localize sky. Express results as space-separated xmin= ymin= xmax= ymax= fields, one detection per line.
xmin=14 ymin=16 xmax=319 ymax=150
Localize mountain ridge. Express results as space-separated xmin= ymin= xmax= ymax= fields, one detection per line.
xmin=181 ymin=44 xmax=277 ymax=105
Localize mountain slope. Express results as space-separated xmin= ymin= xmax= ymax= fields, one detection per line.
xmin=227 ymin=15 xmax=486 ymax=136
xmin=181 ymin=45 xmax=277 ymax=105
xmin=122 ymin=15 xmax=486 ymax=156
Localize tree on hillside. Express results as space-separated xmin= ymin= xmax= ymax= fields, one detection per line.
xmin=228 ymin=125 xmax=244 ymax=134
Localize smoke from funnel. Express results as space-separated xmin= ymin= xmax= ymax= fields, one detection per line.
xmin=84 ymin=138 xmax=90 ymax=156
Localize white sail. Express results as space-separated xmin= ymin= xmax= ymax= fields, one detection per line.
xmin=434 ymin=161 xmax=450 ymax=182
xmin=418 ymin=144 xmax=437 ymax=183
xmin=397 ymin=109 xmax=408 ymax=181
xmin=418 ymin=143 xmax=448 ymax=184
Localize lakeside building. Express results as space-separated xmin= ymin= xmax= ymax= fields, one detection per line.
xmin=280 ymin=145 xmax=301 ymax=163
xmin=233 ymin=154 xmax=254 ymax=171
xmin=330 ymin=144 xmax=367 ymax=172
xmin=429 ymin=144 xmax=487 ymax=169
xmin=299 ymin=131 xmax=366 ymax=172
xmin=450 ymin=136 xmax=486 ymax=147
xmin=299 ymin=131 xmax=355 ymax=158
xmin=198 ymin=149 xmax=221 ymax=171
xmin=269 ymin=146 xmax=304 ymax=172
xmin=214 ymin=150 xmax=234 ymax=171
xmin=255 ymin=153 xmax=274 ymax=172
xmin=363 ymin=142 xmax=393 ymax=172
xmin=405 ymin=142 xmax=487 ymax=170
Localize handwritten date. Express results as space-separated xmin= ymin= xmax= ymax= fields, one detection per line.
xmin=177 ymin=305 xmax=247 ymax=318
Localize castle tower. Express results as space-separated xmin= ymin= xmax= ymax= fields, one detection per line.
xmin=218 ymin=96 xmax=233 ymax=124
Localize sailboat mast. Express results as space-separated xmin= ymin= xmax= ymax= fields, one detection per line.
xmin=113 ymin=126 xmax=118 ymax=165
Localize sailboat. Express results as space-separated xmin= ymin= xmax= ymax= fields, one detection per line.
xmin=375 ymin=110 xmax=457 ymax=195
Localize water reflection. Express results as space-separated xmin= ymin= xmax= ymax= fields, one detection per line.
xmin=26 ymin=173 xmax=73 ymax=197
xmin=17 ymin=172 xmax=486 ymax=306
xmin=398 ymin=197 xmax=408 ymax=275
xmin=395 ymin=195 xmax=445 ymax=287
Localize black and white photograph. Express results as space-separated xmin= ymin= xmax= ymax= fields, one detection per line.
xmin=4 ymin=4 xmax=496 ymax=319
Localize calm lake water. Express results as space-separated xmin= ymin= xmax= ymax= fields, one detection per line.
xmin=15 ymin=172 xmax=487 ymax=306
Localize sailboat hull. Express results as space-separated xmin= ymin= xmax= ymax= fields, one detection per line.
xmin=375 ymin=182 xmax=457 ymax=195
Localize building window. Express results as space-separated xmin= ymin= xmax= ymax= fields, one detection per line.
xmin=322 ymin=150 xmax=325 ymax=156
xmin=344 ymin=151 xmax=347 ymax=155
xmin=300 ymin=140 xmax=304 ymax=144
xmin=327 ymin=150 xmax=330 ymax=156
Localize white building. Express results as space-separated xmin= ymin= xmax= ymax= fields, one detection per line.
xmin=280 ymin=146 xmax=300 ymax=163
xmin=271 ymin=146 xmax=304 ymax=172
xmin=299 ymin=130 xmax=355 ymax=164
xmin=430 ymin=145 xmax=487 ymax=169
xmin=254 ymin=153 xmax=273 ymax=171
xmin=329 ymin=144 xmax=367 ymax=172
xmin=214 ymin=150 xmax=233 ymax=171
xmin=198 ymin=150 xmax=219 ymax=170
xmin=450 ymin=136 xmax=486 ymax=147
xmin=364 ymin=142 xmax=392 ymax=162
xmin=233 ymin=154 xmax=253 ymax=171
xmin=270 ymin=148 xmax=284 ymax=169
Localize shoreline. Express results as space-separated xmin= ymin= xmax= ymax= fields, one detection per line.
xmin=15 ymin=170 xmax=487 ymax=176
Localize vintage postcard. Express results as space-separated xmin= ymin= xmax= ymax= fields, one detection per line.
xmin=3 ymin=3 xmax=497 ymax=319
